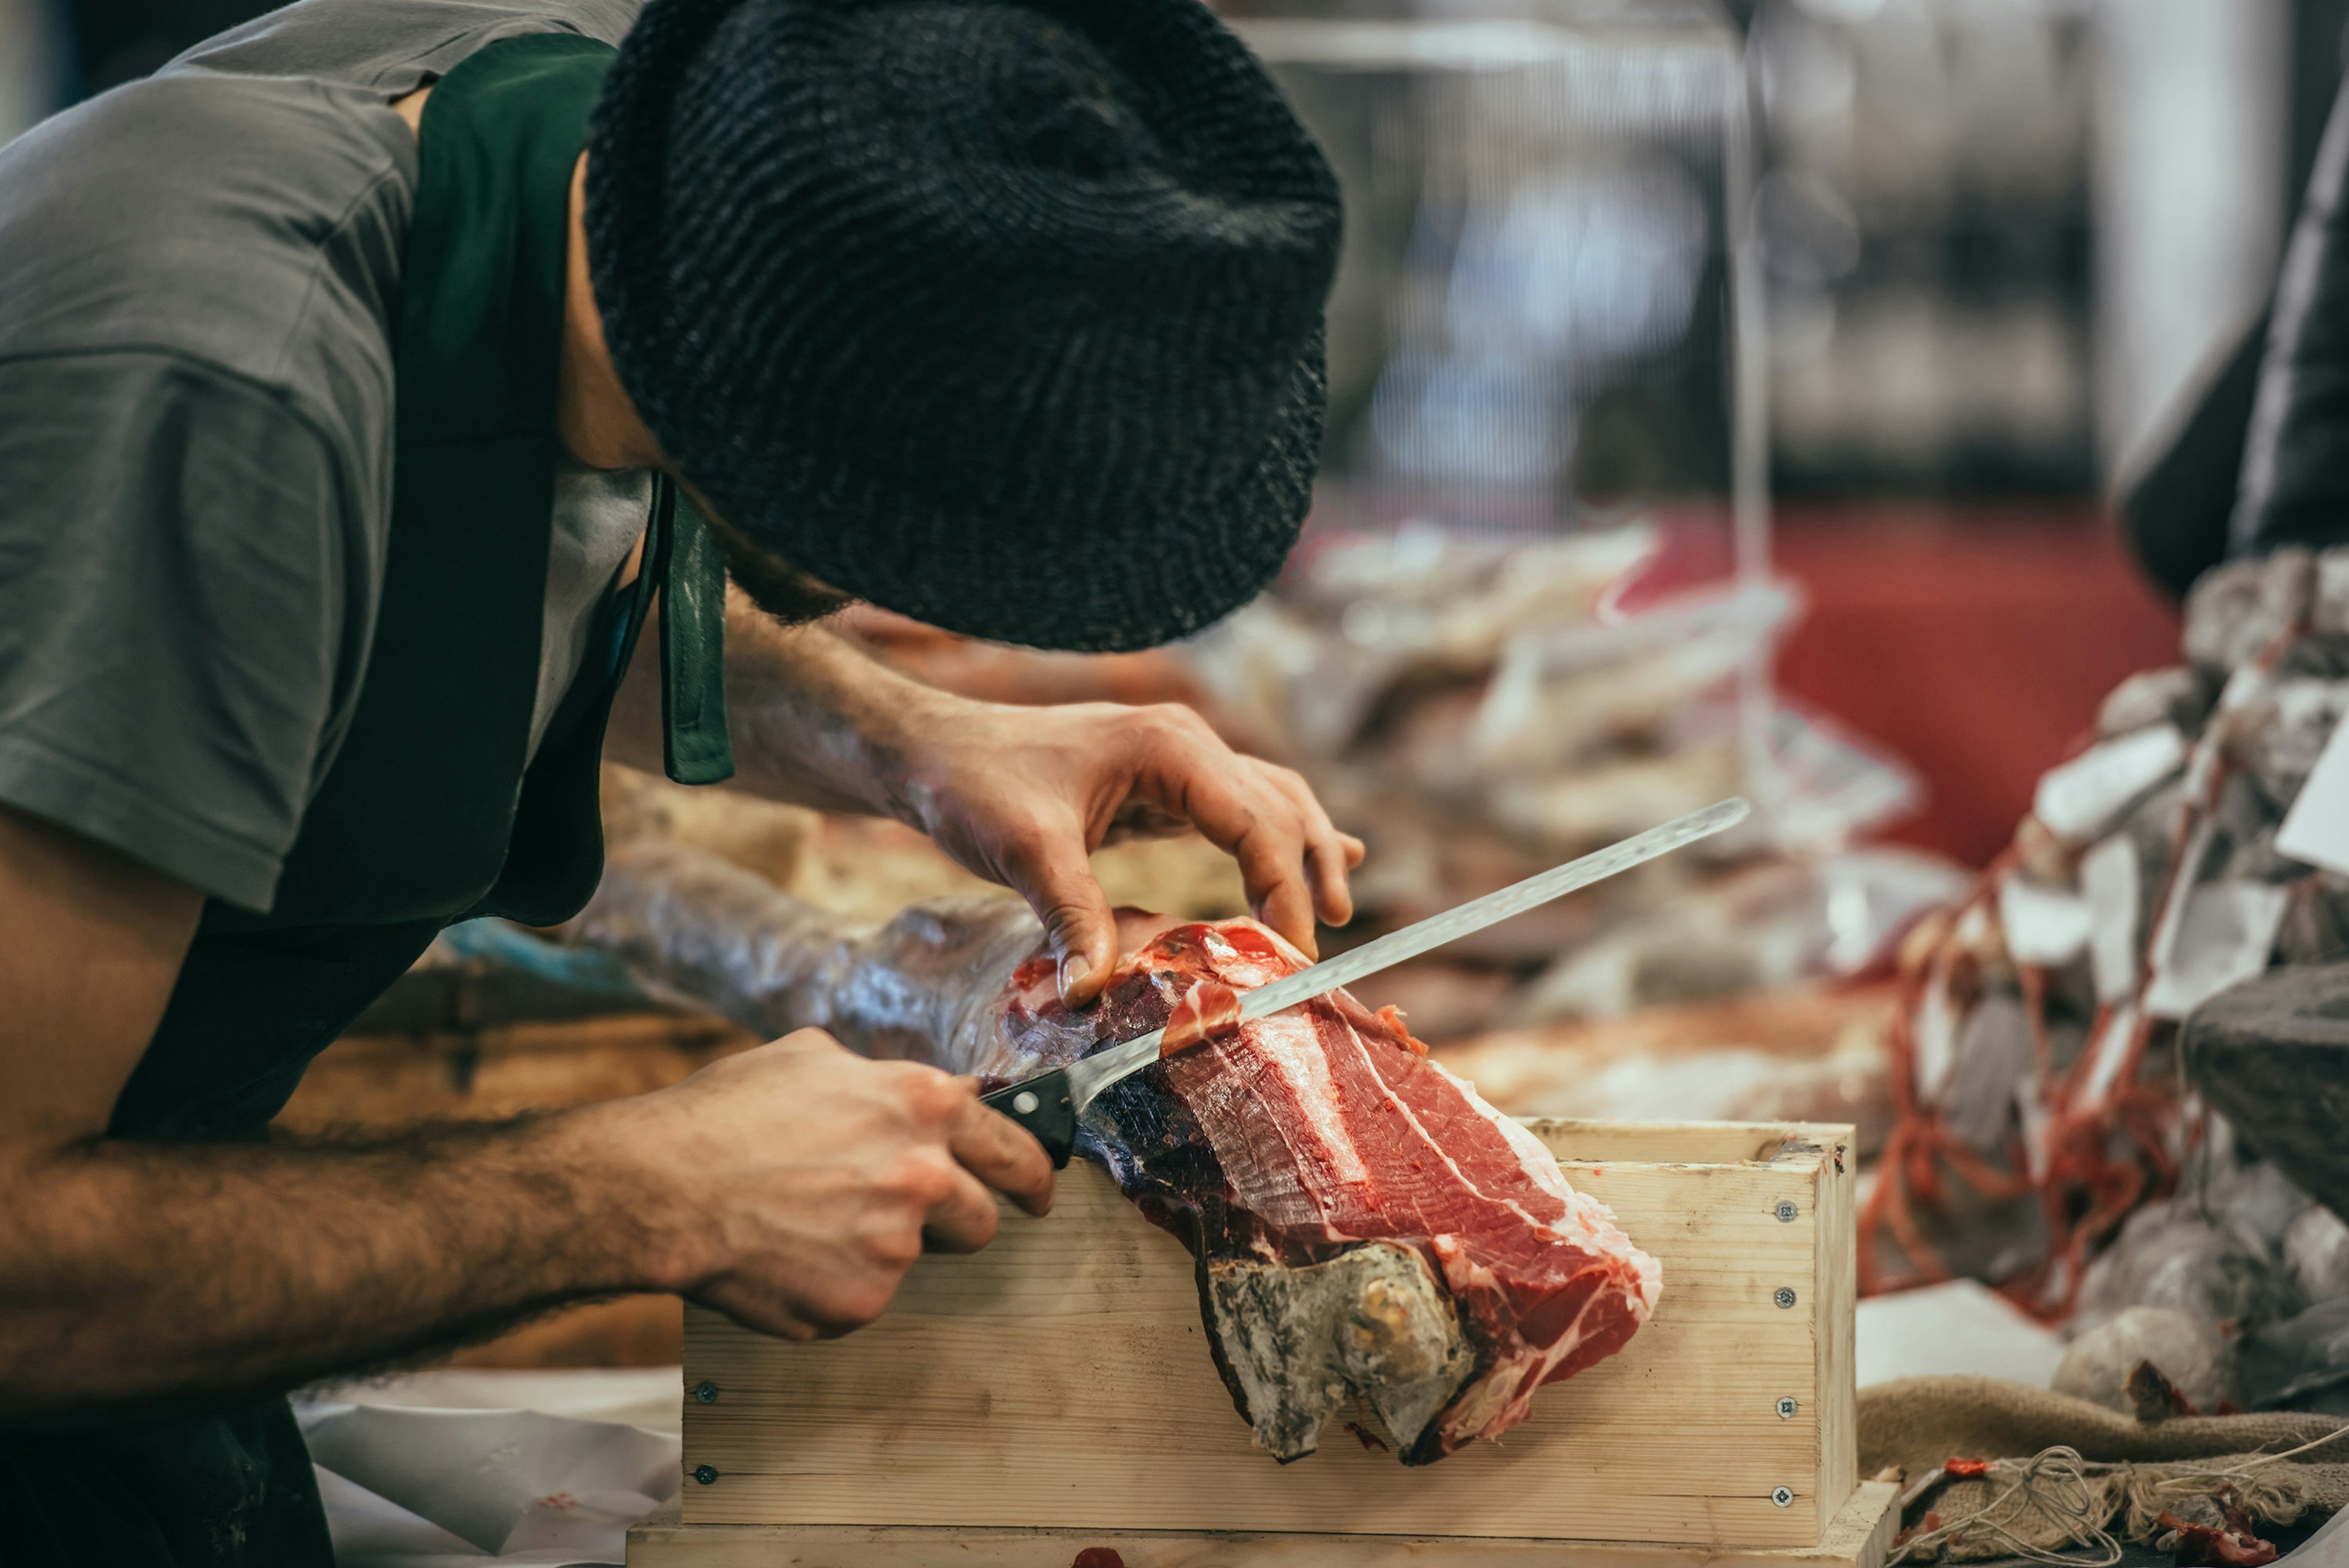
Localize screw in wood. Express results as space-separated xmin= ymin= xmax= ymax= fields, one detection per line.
xmin=1775 ymin=1397 xmax=1797 ymax=1419
xmin=694 ymin=1465 xmax=720 ymax=1486
xmin=1013 ymin=1090 xmax=1041 ymax=1115
xmin=1773 ymin=1286 xmax=1797 ymax=1309
xmin=693 ymin=1380 xmax=719 ymax=1403
xmin=1775 ymin=1200 xmax=1798 ymax=1222
xmin=1772 ymin=1487 xmax=1794 ymax=1507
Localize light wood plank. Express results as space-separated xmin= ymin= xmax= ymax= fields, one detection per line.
xmin=1809 ymin=1130 xmax=1858 ymax=1525
xmin=682 ymin=1120 xmax=1855 ymax=1547
xmin=629 ymin=1482 xmax=1899 ymax=1567
xmin=1537 ymin=1121 xmax=1822 ymax=1166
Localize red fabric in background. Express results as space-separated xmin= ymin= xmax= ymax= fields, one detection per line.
xmin=1770 ymin=505 xmax=2183 ymax=869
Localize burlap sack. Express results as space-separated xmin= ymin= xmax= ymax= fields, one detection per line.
xmin=1860 ymin=1377 xmax=2349 ymax=1561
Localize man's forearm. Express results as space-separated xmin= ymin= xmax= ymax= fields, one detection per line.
xmin=719 ymin=597 xmax=960 ymax=818
xmin=606 ymin=587 xmax=962 ymax=821
xmin=0 ymin=1107 xmax=662 ymax=1424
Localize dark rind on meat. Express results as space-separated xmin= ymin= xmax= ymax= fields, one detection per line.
xmin=1201 ymin=1245 xmax=1474 ymax=1462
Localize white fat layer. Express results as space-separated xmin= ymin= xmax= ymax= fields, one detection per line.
xmin=1246 ymin=1013 xmax=1371 ymax=1189
xmin=1177 ymin=1011 xmax=1373 ymax=1230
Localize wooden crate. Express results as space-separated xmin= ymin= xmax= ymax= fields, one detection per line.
xmin=650 ymin=1120 xmax=1863 ymax=1561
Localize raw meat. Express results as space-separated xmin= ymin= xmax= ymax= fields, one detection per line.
xmin=569 ymin=845 xmax=1661 ymax=1463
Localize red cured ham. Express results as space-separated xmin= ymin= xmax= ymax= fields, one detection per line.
xmin=570 ymin=848 xmax=1659 ymax=1465
xmin=991 ymin=913 xmax=1661 ymax=1463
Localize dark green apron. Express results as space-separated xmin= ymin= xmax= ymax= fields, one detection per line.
xmin=0 ymin=34 xmax=730 ymax=1564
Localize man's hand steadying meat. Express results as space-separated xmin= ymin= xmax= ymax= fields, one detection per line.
xmin=608 ymin=590 xmax=1364 ymax=1008
xmin=888 ymin=699 xmax=1362 ymax=1005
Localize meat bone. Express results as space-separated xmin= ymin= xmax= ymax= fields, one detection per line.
xmin=982 ymin=796 xmax=1751 ymax=1165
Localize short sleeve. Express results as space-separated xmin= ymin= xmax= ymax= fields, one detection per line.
xmin=0 ymin=350 xmax=363 ymax=910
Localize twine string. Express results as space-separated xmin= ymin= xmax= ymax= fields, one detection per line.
xmin=1886 ymin=1425 xmax=2349 ymax=1566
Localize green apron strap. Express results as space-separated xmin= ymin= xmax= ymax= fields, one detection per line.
xmin=653 ymin=477 xmax=735 ymax=785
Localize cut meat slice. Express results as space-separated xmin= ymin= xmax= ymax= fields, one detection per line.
xmin=569 ymin=850 xmax=1660 ymax=1465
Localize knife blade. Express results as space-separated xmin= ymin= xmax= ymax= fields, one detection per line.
xmin=979 ymin=795 xmax=1751 ymax=1166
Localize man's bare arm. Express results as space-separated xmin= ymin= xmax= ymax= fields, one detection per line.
xmin=606 ymin=585 xmax=972 ymax=817
xmin=0 ymin=804 xmax=1050 ymax=1425
xmin=607 ymin=589 xmax=1362 ymax=1003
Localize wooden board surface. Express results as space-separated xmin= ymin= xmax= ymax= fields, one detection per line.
xmin=682 ymin=1120 xmax=1857 ymax=1548
xmin=629 ymin=1481 xmax=1900 ymax=1567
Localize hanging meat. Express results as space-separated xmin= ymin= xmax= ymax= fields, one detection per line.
xmin=568 ymin=841 xmax=1661 ymax=1464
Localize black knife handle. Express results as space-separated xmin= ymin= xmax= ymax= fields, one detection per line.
xmin=980 ymin=1067 xmax=1077 ymax=1169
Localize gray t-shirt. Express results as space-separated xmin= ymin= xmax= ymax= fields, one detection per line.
xmin=0 ymin=0 xmax=646 ymax=912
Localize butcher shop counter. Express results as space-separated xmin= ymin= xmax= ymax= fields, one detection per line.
xmin=629 ymin=1118 xmax=1898 ymax=1568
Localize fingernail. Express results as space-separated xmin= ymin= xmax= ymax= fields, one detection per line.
xmin=1058 ymin=954 xmax=1093 ymax=1005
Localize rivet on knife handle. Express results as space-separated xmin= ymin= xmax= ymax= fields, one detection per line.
xmin=982 ymin=1066 xmax=1077 ymax=1169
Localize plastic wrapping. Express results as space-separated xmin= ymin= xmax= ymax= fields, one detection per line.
xmin=1433 ymin=984 xmax=1898 ymax=1154
xmin=2097 ymin=666 xmax=2219 ymax=741
xmin=2029 ymin=725 xmax=2186 ymax=846
xmin=1457 ymin=1042 xmax=1890 ymax=1139
xmin=566 ymin=841 xmax=1048 ymax=1079
xmin=2183 ymin=549 xmax=2315 ymax=675
xmin=1185 ymin=525 xmax=1659 ymax=764
xmin=2240 ymin=1297 xmax=2349 ymax=1413
xmin=2051 ymin=1306 xmax=2235 ymax=1416
xmin=1505 ymin=848 xmax=1965 ymax=1025
xmin=2202 ymin=1151 xmax=2321 ymax=1255
xmin=1186 ymin=527 xmax=1914 ymax=897
xmin=2073 ymin=1197 xmax=2306 ymax=1342
xmin=2285 ymin=1205 xmax=2349 ymax=1304
xmin=2239 ymin=679 xmax=2349 ymax=815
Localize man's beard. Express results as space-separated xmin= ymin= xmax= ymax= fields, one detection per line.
xmin=703 ymin=510 xmax=857 ymax=628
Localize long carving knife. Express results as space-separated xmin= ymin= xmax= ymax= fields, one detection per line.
xmin=979 ymin=796 xmax=1751 ymax=1166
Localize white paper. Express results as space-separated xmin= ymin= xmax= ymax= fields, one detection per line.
xmin=311 ymin=1464 xmax=484 ymax=1562
xmin=2143 ymin=880 xmax=2290 ymax=1019
xmin=1855 ymin=1279 xmax=2065 ymax=1389
xmin=2276 ymin=1492 xmax=2349 ymax=1564
xmin=2032 ymin=726 xmax=2184 ymax=844
xmin=2016 ymin=1079 xmax=2053 ymax=1182
xmin=2079 ymin=1001 xmax=2140 ymax=1106
xmin=1912 ymin=976 xmax=1960 ymax=1104
xmin=1945 ymin=994 xmax=2033 ymax=1152
xmin=1997 ymin=873 xmax=2093 ymax=967
xmin=301 ymin=1403 xmax=674 ymax=1564
xmin=294 ymin=1369 xmax=681 ymax=1567
xmin=2277 ymin=715 xmax=2349 ymax=877
xmin=2080 ymin=836 xmax=2142 ymax=1003
xmin=321 ymin=1368 xmax=683 ymax=1433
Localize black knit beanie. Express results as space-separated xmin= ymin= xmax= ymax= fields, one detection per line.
xmin=584 ymin=0 xmax=1341 ymax=653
